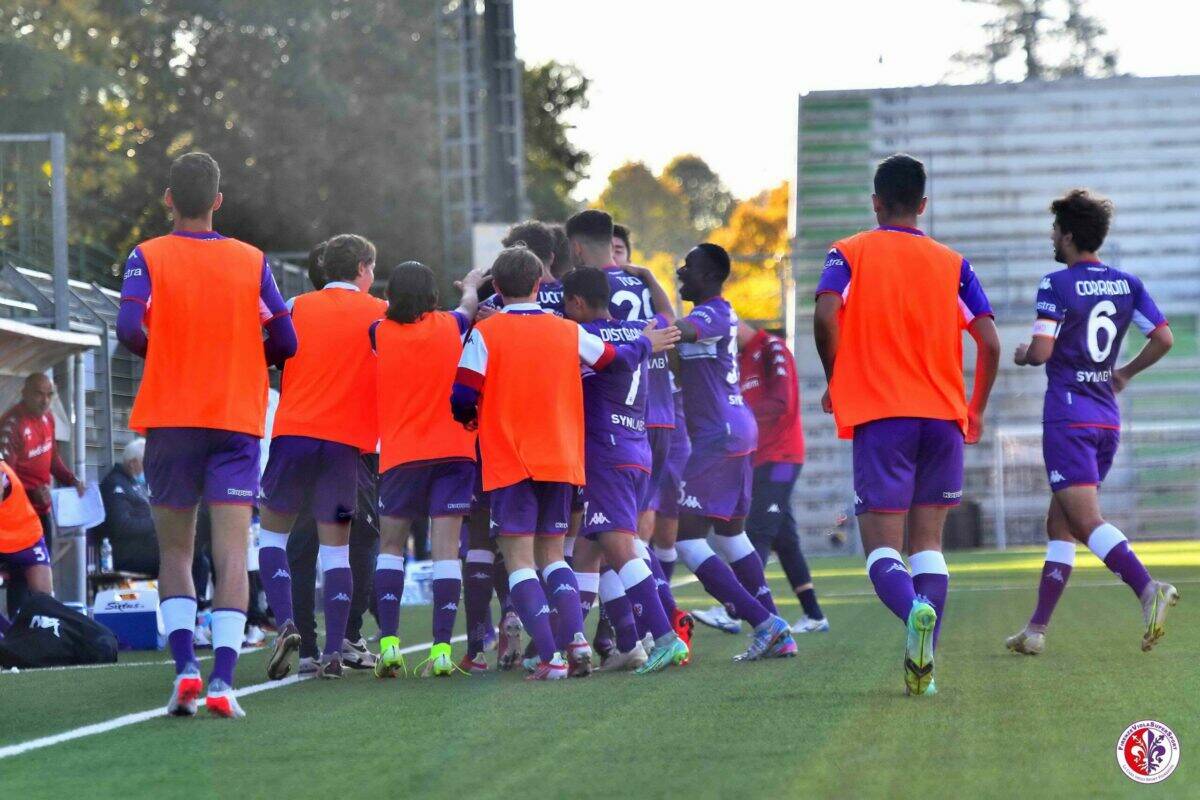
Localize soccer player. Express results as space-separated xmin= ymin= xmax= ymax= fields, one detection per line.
xmin=659 ymin=242 xmax=795 ymax=662
xmin=612 ymin=223 xmax=632 ymax=266
xmin=117 ymin=152 xmax=297 ymax=718
xmin=562 ymin=266 xmax=690 ymax=674
xmin=0 ymin=459 xmax=54 ymax=615
xmin=479 ymin=220 xmax=565 ymax=315
xmin=370 ymin=260 xmax=486 ymax=677
xmin=257 ymin=234 xmax=386 ymax=681
xmin=738 ymin=321 xmax=827 ymax=633
xmin=450 ymin=245 xmax=679 ymax=680
xmin=813 ymin=154 xmax=1000 ymax=696
xmin=1006 ymin=190 xmax=1178 ymax=656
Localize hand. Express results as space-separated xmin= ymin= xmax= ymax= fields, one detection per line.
xmin=821 ymin=388 xmax=832 ymax=414
xmin=623 ymin=264 xmax=652 ymax=281
xmin=641 ymin=319 xmax=681 ymax=353
xmin=75 ymin=478 xmax=88 ymax=497
xmin=455 ymin=266 xmax=489 ymax=293
xmin=966 ymin=407 xmax=983 ymax=445
xmin=475 ymin=303 xmax=498 ymax=321
xmin=1112 ymin=367 xmax=1130 ymax=394
xmin=32 ymin=485 xmax=51 ymax=506
xmin=1013 ymin=343 xmax=1029 ymax=366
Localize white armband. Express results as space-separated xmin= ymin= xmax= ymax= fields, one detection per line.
xmin=1031 ymin=318 xmax=1058 ymax=339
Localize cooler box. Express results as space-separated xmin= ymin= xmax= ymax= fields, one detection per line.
xmin=93 ymin=587 xmax=163 ymax=650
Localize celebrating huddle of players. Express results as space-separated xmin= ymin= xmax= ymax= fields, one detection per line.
xmin=60 ymin=147 xmax=1175 ymax=719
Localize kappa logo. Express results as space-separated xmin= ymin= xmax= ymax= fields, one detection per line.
xmin=588 ymin=511 xmax=611 ymax=527
xmin=271 ymin=569 xmax=291 ymax=580
xmin=536 ymin=604 xmax=551 ymax=616
xmin=441 ymin=603 xmax=458 ymax=612
xmin=1050 ymin=470 xmax=1066 ymax=484
xmin=755 ymin=586 xmax=771 ymax=597
xmin=227 ymin=488 xmax=254 ymax=497
xmin=30 ymin=615 xmax=62 ymax=638
xmin=766 ymin=503 xmax=781 ymax=514
xmin=1048 ymin=568 xmax=1065 ymax=583
xmin=381 ymin=593 xmax=399 ymax=602
xmin=886 ymin=563 xmax=908 ymax=574
xmin=331 ymin=592 xmax=351 ymax=602
xmin=552 ymin=583 xmax=576 ymax=596
xmin=470 ymin=571 xmax=490 ymax=580
xmin=854 ymin=493 xmax=864 ymax=506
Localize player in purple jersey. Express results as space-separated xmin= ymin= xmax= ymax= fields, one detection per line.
xmin=478 ymin=220 xmax=565 ymax=316
xmin=561 ymin=267 xmax=689 ymax=673
xmin=1006 ymin=190 xmax=1178 ymax=656
xmin=659 ymin=243 xmax=795 ymax=662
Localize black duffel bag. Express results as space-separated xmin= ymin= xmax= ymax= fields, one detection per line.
xmin=0 ymin=592 xmax=118 ymax=668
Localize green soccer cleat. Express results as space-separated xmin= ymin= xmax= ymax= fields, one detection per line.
xmin=635 ymin=633 xmax=689 ymax=675
xmin=417 ymin=642 xmax=463 ymax=677
xmin=904 ymin=599 xmax=937 ymax=696
xmin=374 ymin=636 xmax=408 ymax=679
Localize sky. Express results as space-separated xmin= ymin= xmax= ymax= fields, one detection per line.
xmin=515 ymin=0 xmax=1200 ymax=201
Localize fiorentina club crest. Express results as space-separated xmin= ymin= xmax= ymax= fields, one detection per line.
xmin=1116 ymin=720 xmax=1179 ymax=784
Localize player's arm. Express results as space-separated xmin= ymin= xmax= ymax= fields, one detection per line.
xmin=675 ymin=304 xmax=724 ymax=345
xmin=756 ymin=338 xmax=797 ymax=421
xmin=450 ymin=329 xmax=488 ymax=429
xmin=579 ymin=323 xmax=677 ymax=373
xmin=812 ymin=247 xmax=851 ymax=414
xmin=1013 ymin=324 xmax=1056 ymax=366
xmin=116 ymin=247 xmax=151 ymax=357
xmin=453 ymin=266 xmax=489 ymax=322
xmin=958 ymin=258 xmax=1000 ymax=444
xmin=1114 ymin=282 xmax=1172 ymax=392
xmin=623 ymin=264 xmax=677 ymax=323
xmin=260 ymin=259 xmax=297 ymax=369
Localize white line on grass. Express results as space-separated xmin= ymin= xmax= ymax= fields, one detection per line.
xmin=0 ymin=645 xmax=264 ymax=674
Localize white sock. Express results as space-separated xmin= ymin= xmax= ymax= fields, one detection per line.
xmin=258 ymin=529 xmax=289 ymax=551
xmin=377 ymin=552 xmax=405 ymax=572
xmin=1045 ymin=540 xmax=1077 ymax=566
xmin=598 ymin=570 xmax=626 ymax=602
xmin=908 ymin=550 xmax=948 ymax=577
xmin=465 ymin=549 xmax=495 ymax=565
xmin=160 ymin=596 xmax=198 ymax=635
xmin=509 ymin=567 xmax=538 ymax=592
xmin=618 ymin=558 xmax=653 ymax=589
xmin=210 ymin=609 xmax=246 ymax=652
xmin=675 ymin=539 xmax=718 ymax=572
xmin=711 ymin=532 xmax=756 ymax=563
xmin=319 ymin=544 xmax=351 ymax=571
xmin=653 ymin=546 xmax=677 ymax=564
xmin=1086 ymin=522 xmax=1126 ymax=561
xmin=865 ymin=547 xmax=906 ymax=575
xmin=433 ymin=559 xmax=462 ymax=580
xmin=576 ymin=572 xmax=600 ymax=595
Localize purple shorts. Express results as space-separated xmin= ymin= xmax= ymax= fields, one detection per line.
xmin=145 ymin=427 xmax=261 ymax=509
xmin=0 ymin=537 xmax=50 ymax=569
xmin=679 ymin=447 xmax=753 ymax=521
xmin=649 ymin=423 xmax=692 ymax=519
xmin=582 ymin=464 xmax=650 ymax=539
xmin=1044 ymin=424 xmax=1119 ymax=491
xmin=379 ymin=459 xmax=475 ymax=519
xmin=260 ymin=435 xmax=358 ymax=523
xmin=489 ymin=479 xmax=574 ymax=537
xmin=852 ymin=417 xmax=963 ymax=515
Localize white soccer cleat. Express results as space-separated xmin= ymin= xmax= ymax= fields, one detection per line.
xmin=242 ymin=625 xmax=266 ymax=648
xmin=297 ymin=656 xmax=320 ymax=678
xmin=166 ymin=666 xmax=203 ymax=717
xmin=692 ymin=605 xmax=742 ymax=634
xmin=204 ymin=679 xmax=246 ymax=719
xmin=791 ymin=616 xmax=830 ymax=634
xmin=566 ymin=632 xmax=594 ymax=678
xmin=600 ymin=641 xmax=648 ymax=672
xmin=193 ymin=623 xmax=212 ymax=649
xmin=341 ymin=637 xmax=377 ymax=670
xmin=1141 ymin=581 xmax=1180 ymax=652
xmin=1005 ymin=627 xmax=1045 ymax=655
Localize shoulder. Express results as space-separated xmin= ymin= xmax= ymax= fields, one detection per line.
xmin=221 ymin=236 xmax=265 ymax=260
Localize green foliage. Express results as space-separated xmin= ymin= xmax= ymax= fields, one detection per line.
xmin=596 ymin=161 xmax=693 ymax=258
xmin=662 ymin=154 xmax=734 ymax=235
xmin=522 ymin=61 xmax=590 ymax=222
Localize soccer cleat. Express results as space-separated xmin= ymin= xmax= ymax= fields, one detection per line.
xmin=567 ymin=632 xmax=594 ymax=677
xmin=600 ymin=641 xmax=648 ymax=672
xmin=242 ymin=625 xmax=266 ymax=647
xmin=640 ymin=632 xmax=655 ymax=655
xmin=204 ymin=679 xmax=245 ymax=719
xmin=635 ymin=633 xmax=689 ymax=675
xmin=1140 ymin=581 xmax=1180 ymax=652
xmin=904 ymin=599 xmax=937 ymax=696
xmin=193 ymin=623 xmax=212 ymax=649
xmin=766 ymin=630 xmax=798 ymax=658
xmin=791 ymin=616 xmax=830 ymax=634
xmin=497 ymin=612 xmax=524 ymax=671
xmin=459 ymin=652 xmax=489 ymax=675
xmin=671 ymin=608 xmax=694 ymax=665
xmin=317 ymin=652 xmax=344 ymax=680
xmin=522 ymin=655 xmax=541 ymax=673
xmin=417 ymin=643 xmax=462 ymax=677
xmin=480 ymin=626 xmax=499 ymax=654
xmin=693 ymin=605 xmax=742 ymax=634
xmin=341 ymin=637 xmax=377 ymax=670
xmin=1005 ymin=628 xmax=1045 ymax=655
xmin=733 ymin=616 xmax=790 ymax=662
xmin=166 ymin=664 xmax=203 ymax=717
xmin=374 ymin=636 xmax=407 ymax=678
xmin=266 ymin=619 xmax=301 ymax=680
xmin=298 ymin=656 xmax=320 ymax=677
xmin=525 ymin=653 xmax=569 ymax=681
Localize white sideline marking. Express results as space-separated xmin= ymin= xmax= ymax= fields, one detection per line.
xmin=0 ymin=645 xmax=262 ymax=674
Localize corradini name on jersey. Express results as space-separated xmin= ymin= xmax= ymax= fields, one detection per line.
xmin=1075 ymin=279 xmax=1132 ymax=296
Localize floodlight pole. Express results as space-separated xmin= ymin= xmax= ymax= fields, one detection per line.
xmin=49 ymin=132 xmax=69 ymax=332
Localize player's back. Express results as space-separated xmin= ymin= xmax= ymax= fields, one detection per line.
xmin=129 ymin=232 xmax=269 ymax=436
xmin=678 ymin=296 xmax=756 ymax=453
xmin=605 ymin=266 xmax=673 ymax=428
xmin=1038 ymin=261 xmax=1163 ymax=426
xmin=374 ymin=311 xmax=476 ymax=471
xmin=272 ymin=286 xmax=386 ymax=451
xmin=480 ymin=280 xmax=565 ymax=316
xmin=581 ymin=318 xmax=651 ymax=468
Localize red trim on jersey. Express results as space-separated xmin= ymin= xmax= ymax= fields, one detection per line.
xmin=592 ymin=343 xmax=617 ymax=372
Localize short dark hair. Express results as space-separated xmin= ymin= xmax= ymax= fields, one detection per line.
xmin=1050 ymin=189 xmax=1113 ymax=253
xmin=565 ymin=209 xmax=614 ymax=247
xmin=168 ymin=152 xmax=220 ymax=218
xmin=491 ymin=245 xmax=543 ymax=298
xmin=695 ymin=242 xmax=731 ymax=281
xmin=386 ymin=261 xmax=438 ymax=324
xmin=549 ymin=224 xmax=571 ymax=278
xmin=320 ymin=234 xmax=376 ymax=283
xmin=613 ymin=223 xmax=632 ymax=254
xmin=873 ymin=154 xmax=926 ymax=215
xmin=306 ymin=240 xmax=328 ymax=290
xmin=561 ymin=266 xmax=611 ymax=311
xmin=502 ymin=220 xmax=555 ymax=267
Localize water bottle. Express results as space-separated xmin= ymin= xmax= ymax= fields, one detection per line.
xmin=100 ymin=537 xmax=114 ymax=572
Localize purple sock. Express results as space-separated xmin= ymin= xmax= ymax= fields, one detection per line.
xmin=728 ymin=553 xmax=777 ymax=615
xmin=543 ymin=562 xmax=584 ymax=651
xmin=168 ymin=629 xmax=195 ymax=673
xmin=431 ymin=561 xmax=462 ymax=645
xmin=693 ymin=555 xmax=771 ymax=627
xmin=913 ymin=573 xmax=949 ymax=647
xmin=602 ymin=593 xmax=640 ymax=652
xmin=211 ymin=647 xmax=237 ymax=686
xmin=645 ymin=553 xmax=677 ymax=616
xmin=322 ymin=567 xmax=353 ymax=655
xmin=1104 ymin=542 xmax=1153 ymax=597
xmin=257 ymin=544 xmax=294 ymax=626
xmin=374 ymin=554 xmax=405 ymax=639
xmin=622 ymin=560 xmax=673 ymax=640
xmin=509 ymin=570 xmax=558 ymax=662
xmin=867 ymin=550 xmax=917 ymax=623
xmin=161 ymin=595 xmax=198 ymax=674
xmin=464 ymin=552 xmax=496 ymax=656
xmin=209 ymin=608 xmax=245 ymax=687
xmin=655 ymin=547 xmax=677 ymax=581
xmin=1030 ymin=561 xmax=1072 ymax=627
xmin=577 ymin=572 xmax=599 ymax=624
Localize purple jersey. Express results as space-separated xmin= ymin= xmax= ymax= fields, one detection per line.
xmin=1035 ymin=261 xmax=1166 ymax=427
xmin=677 ymin=297 xmax=757 ymax=454
xmin=480 ymin=280 xmax=564 ymax=317
xmin=581 ymin=319 xmax=652 ymax=469
xmin=605 ymin=267 xmax=674 ymax=428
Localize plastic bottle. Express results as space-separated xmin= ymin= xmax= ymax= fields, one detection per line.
xmin=100 ymin=537 xmax=114 ymax=572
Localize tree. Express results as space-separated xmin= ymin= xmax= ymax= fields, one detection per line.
xmin=662 ymin=154 xmax=734 ymax=235
xmin=522 ymin=61 xmax=590 ymax=221
xmin=596 ymin=161 xmax=693 ymax=258
xmin=952 ymin=0 xmax=1118 ymax=82
xmin=707 ymin=183 xmax=790 ymax=323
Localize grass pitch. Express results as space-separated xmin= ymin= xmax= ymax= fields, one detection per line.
xmin=1 ymin=542 xmax=1196 ymax=799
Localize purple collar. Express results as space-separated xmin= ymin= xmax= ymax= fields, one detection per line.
xmin=171 ymin=230 xmax=226 ymax=240
xmin=876 ymin=225 xmax=925 ymax=236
